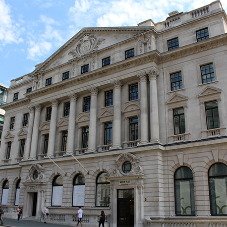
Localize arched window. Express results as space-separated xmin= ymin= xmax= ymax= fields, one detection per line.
xmin=96 ymin=172 xmax=110 ymax=207
xmin=174 ymin=166 xmax=195 ymax=215
xmin=52 ymin=175 xmax=63 ymax=206
xmin=73 ymin=174 xmax=85 ymax=207
xmin=15 ymin=179 xmax=20 ymax=206
xmin=1 ymin=180 xmax=9 ymax=205
xmin=209 ymin=163 xmax=227 ymax=215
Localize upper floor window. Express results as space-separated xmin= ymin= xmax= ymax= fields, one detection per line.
xmin=61 ymin=130 xmax=68 ymax=151
xmin=46 ymin=77 xmax=52 ymax=86
xmin=52 ymin=175 xmax=63 ymax=206
xmin=10 ymin=117 xmax=15 ymax=130
xmin=102 ymin=57 xmax=110 ymax=67
xmin=0 ymin=115 xmax=4 ymax=124
xmin=82 ymin=126 xmax=89 ymax=148
xmin=73 ymin=174 xmax=85 ymax=207
xmin=23 ymin=113 xmax=29 ymax=127
xmin=83 ymin=96 xmax=91 ymax=112
xmin=167 ymin=37 xmax=179 ymax=51
xmin=129 ymin=83 xmax=138 ymax=101
xmin=19 ymin=139 xmax=25 ymax=157
xmin=81 ymin=64 xmax=89 ymax=74
xmin=13 ymin=92 xmax=18 ymax=101
xmin=26 ymin=87 xmax=32 ymax=93
xmin=125 ymin=48 xmax=134 ymax=59
xmin=170 ymin=71 xmax=183 ymax=91
xmin=129 ymin=117 xmax=138 ymax=141
xmin=122 ymin=161 xmax=132 ymax=174
xmin=205 ymin=100 xmax=220 ymax=129
xmin=201 ymin=63 xmax=214 ymax=84
xmin=104 ymin=122 xmax=112 ymax=145
xmin=173 ymin=107 xmax=185 ymax=135
xmin=43 ymin=134 xmax=49 ymax=154
xmin=46 ymin=107 xmax=52 ymax=121
xmin=62 ymin=71 xmax=69 ymax=80
xmin=6 ymin=141 xmax=11 ymax=159
xmin=63 ymin=102 xmax=70 ymax=117
xmin=105 ymin=90 xmax=113 ymax=107
xmin=196 ymin=27 xmax=209 ymax=42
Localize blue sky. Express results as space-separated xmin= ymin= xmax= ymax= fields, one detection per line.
xmin=1 ymin=0 xmax=226 ymax=87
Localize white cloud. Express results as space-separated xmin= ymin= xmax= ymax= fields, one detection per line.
xmin=40 ymin=15 xmax=60 ymax=26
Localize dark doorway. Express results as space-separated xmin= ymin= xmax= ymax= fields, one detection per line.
xmin=117 ymin=189 xmax=134 ymax=227
xmin=32 ymin=192 xmax=37 ymax=216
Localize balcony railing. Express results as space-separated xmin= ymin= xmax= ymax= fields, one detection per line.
xmin=192 ymin=7 xmax=209 ymax=18
xmin=123 ymin=140 xmax=141 ymax=148
xmin=98 ymin=144 xmax=112 ymax=152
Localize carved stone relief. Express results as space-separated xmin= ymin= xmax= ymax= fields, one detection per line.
xmin=25 ymin=164 xmax=47 ymax=184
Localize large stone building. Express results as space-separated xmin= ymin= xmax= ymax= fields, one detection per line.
xmin=1 ymin=1 xmax=227 ymax=226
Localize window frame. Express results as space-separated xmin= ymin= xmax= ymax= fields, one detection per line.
xmin=81 ymin=64 xmax=89 ymax=74
xmin=102 ymin=56 xmax=110 ymax=67
xmin=170 ymin=71 xmax=183 ymax=91
xmin=10 ymin=117 xmax=15 ymax=130
xmin=105 ymin=90 xmax=113 ymax=107
xmin=19 ymin=139 xmax=25 ymax=158
xmin=125 ymin=48 xmax=134 ymax=60
xmin=46 ymin=106 xmax=52 ymax=121
xmin=129 ymin=83 xmax=138 ymax=101
xmin=200 ymin=63 xmax=215 ymax=84
xmin=45 ymin=77 xmax=52 ymax=86
xmin=72 ymin=174 xmax=85 ymax=207
xmin=167 ymin=37 xmax=179 ymax=51
xmin=6 ymin=141 xmax=12 ymax=159
xmin=52 ymin=175 xmax=63 ymax=207
xmin=173 ymin=107 xmax=185 ymax=135
xmin=26 ymin=87 xmax=32 ymax=93
xmin=129 ymin=117 xmax=138 ymax=141
xmin=22 ymin=113 xmax=29 ymax=127
xmin=83 ymin=96 xmax=91 ymax=112
xmin=196 ymin=27 xmax=209 ymax=42
xmin=205 ymin=100 xmax=220 ymax=130
xmin=104 ymin=122 xmax=112 ymax=145
xmin=43 ymin=134 xmax=49 ymax=154
xmin=61 ymin=130 xmax=68 ymax=151
xmin=13 ymin=92 xmax=19 ymax=101
xmin=62 ymin=71 xmax=69 ymax=81
xmin=63 ymin=102 xmax=70 ymax=117
xmin=82 ymin=126 xmax=89 ymax=148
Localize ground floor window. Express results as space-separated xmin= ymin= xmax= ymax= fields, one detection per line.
xmin=2 ymin=180 xmax=9 ymax=205
xmin=52 ymin=175 xmax=63 ymax=206
xmin=73 ymin=174 xmax=85 ymax=207
xmin=15 ymin=179 xmax=20 ymax=206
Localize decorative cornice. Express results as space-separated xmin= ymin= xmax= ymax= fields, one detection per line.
xmin=1 ymin=98 xmax=30 ymax=111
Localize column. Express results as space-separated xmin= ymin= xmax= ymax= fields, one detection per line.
xmin=111 ymin=80 xmax=122 ymax=149
xmin=66 ymin=94 xmax=77 ymax=154
xmin=47 ymin=99 xmax=58 ymax=157
xmin=30 ymin=104 xmax=41 ymax=159
xmin=138 ymin=72 xmax=149 ymax=144
xmin=24 ymin=106 xmax=35 ymax=160
xmin=87 ymin=87 xmax=98 ymax=152
xmin=149 ymin=70 xmax=160 ymax=143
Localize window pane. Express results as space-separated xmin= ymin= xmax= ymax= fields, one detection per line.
xmin=73 ymin=185 xmax=85 ymax=206
xmin=96 ymin=183 xmax=110 ymax=207
xmin=53 ymin=175 xmax=63 ymax=186
xmin=52 ymin=186 xmax=63 ymax=206
xmin=74 ymin=174 xmax=85 ymax=185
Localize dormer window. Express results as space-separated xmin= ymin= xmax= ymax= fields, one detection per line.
xmin=46 ymin=77 xmax=52 ymax=86
xmin=13 ymin=92 xmax=18 ymax=101
xmin=81 ymin=64 xmax=89 ymax=74
xmin=62 ymin=71 xmax=69 ymax=80
xmin=125 ymin=48 xmax=134 ymax=59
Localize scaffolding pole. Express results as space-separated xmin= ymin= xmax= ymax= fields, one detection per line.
xmin=47 ymin=156 xmax=67 ymax=176
xmin=70 ymin=154 xmax=89 ymax=174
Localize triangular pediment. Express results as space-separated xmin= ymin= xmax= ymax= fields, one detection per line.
xmin=76 ymin=113 xmax=90 ymax=123
xmin=166 ymin=93 xmax=188 ymax=105
xmin=57 ymin=118 xmax=69 ymax=128
xmin=18 ymin=128 xmax=28 ymax=137
xmin=4 ymin=131 xmax=15 ymax=140
xmin=98 ymin=109 xmax=113 ymax=119
xmin=197 ymin=85 xmax=222 ymax=98
xmin=122 ymin=101 xmax=140 ymax=113
xmin=39 ymin=122 xmax=50 ymax=131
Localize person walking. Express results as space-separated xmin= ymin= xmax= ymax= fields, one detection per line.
xmin=76 ymin=207 xmax=83 ymax=227
xmin=99 ymin=210 xmax=105 ymax=227
xmin=0 ymin=207 xmax=4 ymax=225
xmin=43 ymin=206 xmax=49 ymax=223
xmin=17 ymin=207 xmax=22 ymax=223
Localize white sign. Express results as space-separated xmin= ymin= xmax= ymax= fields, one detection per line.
xmin=73 ymin=185 xmax=85 ymax=206
xmin=52 ymin=186 xmax=63 ymax=206
xmin=1 ymin=189 xmax=9 ymax=205
xmin=119 ymin=180 xmax=131 ymax=185
xmin=15 ymin=189 xmax=20 ymax=206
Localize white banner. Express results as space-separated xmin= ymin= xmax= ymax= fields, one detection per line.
xmin=15 ymin=188 xmax=20 ymax=206
xmin=73 ymin=185 xmax=85 ymax=206
xmin=2 ymin=189 xmax=9 ymax=205
xmin=52 ymin=186 xmax=63 ymax=206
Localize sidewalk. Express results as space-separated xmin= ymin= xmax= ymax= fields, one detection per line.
xmin=2 ymin=217 xmax=72 ymax=227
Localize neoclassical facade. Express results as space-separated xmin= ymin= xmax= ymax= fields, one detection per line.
xmin=1 ymin=1 xmax=227 ymax=226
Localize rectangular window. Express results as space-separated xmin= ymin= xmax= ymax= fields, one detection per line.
xmin=205 ymin=100 xmax=220 ymax=129
xmin=129 ymin=83 xmax=138 ymax=101
xmin=6 ymin=141 xmax=11 ymax=159
xmin=125 ymin=48 xmax=134 ymax=59
xmin=81 ymin=64 xmax=89 ymax=74
xmin=104 ymin=122 xmax=112 ymax=145
xmin=46 ymin=77 xmax=52 ymax=86
xmin=46 ymin=107 xmax=52 ymax=121
xmin=22 ymin=113 xmax=29 ymax=127
xmin=82 ymin=126 xmax=89 ymax=148
xmin=83 ymin=96 xmax=91 ymax=112
xmin=173 ymin=107 xmax=185 ymax=135
xmin=170 ymin=71 xmax=183 ymax=91
xmin=0 ymin=115 xmax=4 ymax=124
xmin=102 ymin=57 xmax=110 ymax=67
xmin=105 ymin=90 xmax=113 ymax=107
xmin=201 ymin=63 xmax=215 ymax=84
xmin=19 ymin=139 xmax=25 ymax=157
xmin=43 ymin=134 xmax=49 ymax=154
xmin=62 ymin=71 xmax=69 ymax=80
xmin=63 ymin=102 xmax=70 ymax=117
xmin=167 ymin=37 xmax=179 ymax=51
xmin=61 ymin=131 xmax=68 ymax=151
xmin=196 ymin=27 xmax=209 ymax=42
xmin=13 ymin=93 xmax=18 ymax=101
xmin=129 ymin=117 xmax=138 ymax=141
xmin=10 ymin=117 xmax=15 ymax=130
xmin=26 ymin=87 xmax=32 ymax=93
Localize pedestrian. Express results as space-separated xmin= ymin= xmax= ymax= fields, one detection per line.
xmin=0 ymin=206 xmax=4 ymax=225
xmin=43 ymin=206 xmax=49 ymax=224
xmin=99 ymin=210 xmax=105 ymax=227
xmin=76 ymin=206 xmax=83 ymax=226
xmin=17 ymin=206 xmax=22 ymax=223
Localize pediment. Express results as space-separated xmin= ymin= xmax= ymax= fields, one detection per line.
xmin=4 ymin=131 xmax=15 ymax=140
xmin=197 ymin=85 xmax=222 ymax=98
xmin=18 ymin=128 xmax=28 ymax=137
xmin=122 ymin=101 xmax=140 ymax=113
xmin=76 ymin=113 xmax=90 ymax=123
xmin=166 ymin=93 xmax=188 ymax=105
xmin=57 ymin=118 xmax=69 ymax=128
xmin=98 ymin=109 xmax=113 ymax=119
xmin=39 ymin=122 xmax=50 ymax=131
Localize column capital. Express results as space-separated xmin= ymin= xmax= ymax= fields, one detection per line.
xmin=112 ymin=79 xmax=122 ymax=89
xmin=137 ymin=71 xmax=147 ymax=82
xmin=28 ymin=106 xmax=35 ymax=113
xmin=68 ymin=93 xmax=78 ymax=102
xmin=35 ymin=104 xmax=42 ymax=112
xmin=50 ymin=99 xmax=59 ymax=107
xmin=89 ymin=86 xmax=98 ymax=96
xmin=148 ymin=68 xmax=159 ymax=80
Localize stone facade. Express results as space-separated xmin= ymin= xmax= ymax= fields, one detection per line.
xmin=1 ymin=1 xmax=227 ymax=226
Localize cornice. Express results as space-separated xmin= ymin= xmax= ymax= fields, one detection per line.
xmin=8 ymin=78 xmax=33 ymax=90
xmin=2 ymin=98 xmax=30 ymax=111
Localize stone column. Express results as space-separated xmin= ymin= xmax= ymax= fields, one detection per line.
xmin=24 ymin=106 xmax=35 ymax=159
xmin=47 ymin=99 xmax=58 ymax=157
xmin=30 ymin=104 xmax=41 ymax=159
xmin=149 ymin=70 xmax=160 ymax=143
xmin=87 ymin=87 xmax=98 ymax=152
xmin=111 ymin=80 xmax=122 ymax=149
xmin=66 ymin=94 xmax=77 ymax=154
xmin=138 ymin=72 xmax=149 ymax=144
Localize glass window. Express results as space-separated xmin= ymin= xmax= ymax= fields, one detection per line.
xmin=73 ymin=174 xmax=85 ymax=207
xmin=52 ymin=175 xmax=63 ymax=206
xmin=23 ymin=113 xmax=29 ymax=127
xmin=19 ymin=139 xmax=25 ymax=158
xmin=168 ymin=37 xmax=179 ymax=51
xmin=96 ymin=172 xmax=110 ymax=207
xmin=125 ymin=48 xmax=134 ymax=59
xmin=13 ymin=93 xmax=18 ymax=101
xmin=196 ymin=27 xmax=209 ymax=42
xmin=81 ymin=64 xmax=89 ymax=74
xmin=173 ymin=107 xmax=185 ymax=135
xmin=82 ymin=126 xmax=89 ymax=148
xmin=105 ymin=90 xmax=113 ymax=107
xmin=102 ymin=57 xmax=110 ymax=67
xmin=209 ymin=163 xmax=227 ymax=216
xmin=122 ymin=161 xmax=132 ymax=174
xmin=83 ymin=96 xmax=91 ymax=112
xmin=43 ymin=134 xmax=49 ymax=154
xmin=2 ymin=180 xmax=9 ymax=205
xmin=104 ymin=122 xmax=112 ymax=145
xmin=64 ymin=102 xmax=70 ymax=117
xmin=61 ymin=131 xmax=68 ymax=151
xmin=15 ymin=179 xmax=20 ymax=206
xmin=46 ymin=77 xmax=52 ymax=86
xmin=129 ymin=117 xmax=138 ymax=141
xmin=170 ymin=71 xmax=183 ymax=91
xmin=6 ymin=142 xmax=11 ymax=159
xmin=62 ymin=71 xmax=69 ymax=80
xmin=0 ymin=115 xmax=4 ymax=124
xmin=129 ymin=83 xmax=138 ymax=101
xmin=26 ymin=87 xmax=32 ymax=93
xmin=46 ymin=107 xmax=52 ymax=121
xmin=0 ymin=88 xmax=4 ymax=100
xmin=201 ymin=63 xmax=215 ymax=84
xmin=10 ymin=117 xmax=15 ymax=130
xmin=205 ymin=101 xmax=220 ymax=129
xmin=175 ymin=167 xmax=195 ymax=216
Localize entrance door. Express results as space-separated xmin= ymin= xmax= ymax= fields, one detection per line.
xmin=117 ymin=189 xmax=134 ymax=227
xmin=32 ymin=192 xmax=37 ymax=216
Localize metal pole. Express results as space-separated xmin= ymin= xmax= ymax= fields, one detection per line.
xmin=70 ymin=154 xmax=89 ymax=174
xmin=47 ymin=156 xmax=66 ymax=176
